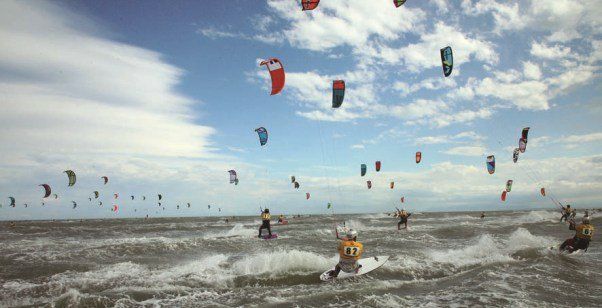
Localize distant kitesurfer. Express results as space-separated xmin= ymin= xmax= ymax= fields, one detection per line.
xmin=570 ymin=209 xmax=577 ymax=219
xmin=278 ymin=214 xmax=287 ymax=224
xmin=480 ymin=212 xmax=485 ymax=219
xmin=560 ymin=204 xmax=571 ymax=222
xmin=559 ymin=216 xmax=594 ymax=253
xmin=395 ymin=208 xmax=411 ymax=230
xmin=327 ymin=229 xmax=363 ymax=278
xmin=9 ymin=221 xmax=16 ymax=228
xmin=258 ymin=208 xmax=272 ymax=238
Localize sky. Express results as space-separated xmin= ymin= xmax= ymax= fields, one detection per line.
xmin=0 ymin=0 xmax=600 ymax=220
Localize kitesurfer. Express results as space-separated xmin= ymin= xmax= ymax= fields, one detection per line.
xmin=559 ymin=216 xmax=594 ymax=253
xmin=480 ymin=212 xmax=485 ymax=219
xmin=560 ymin=204 xmax=572 ymax=222
xmin=396 ymin=208 xmax=411 ymax=230
xmin=278 ymin=214 xmax=287 ymax=224
xmin=258 ymin=208 xmax=272 ymax=238
xmin=570 ymin=209 xmax=577 ymax=219
xmin=327 ymin=229 xmax=363 ymax=278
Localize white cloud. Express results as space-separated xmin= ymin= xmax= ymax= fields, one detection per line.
xmin=0 ymin=0 xmax=223 ymax=219
xmin=522 ymin=61 xmax=542 ymax=80
xmin=368 ymin=22 xmax=498 ymax=72
xmin=395 ymin=77 xmax=457 ymax=97
xmin=530 ymin=41 xmax=572 ymax=59
xmin=265 ymin=0 xmax=426 ymax=51
xmin=443 ymin=146 xmax=486 ymax=156
xmin=351 ymin=144 xmax=365 ymax=150
xmin=463 ymin=0 xmax=600 ymax=42
xmin=197 ymin=27 xmax=240 ymax=39
xmin=416 ymin=131 xmax=485 ymax=145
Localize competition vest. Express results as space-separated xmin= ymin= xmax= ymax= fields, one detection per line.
xmin=575 ymin=224 xmax=594 ymax=240
xmin=338 ymin=241 xmax=363 ymax=260
xmin=261 ymin=213 xmax=271 ymax=220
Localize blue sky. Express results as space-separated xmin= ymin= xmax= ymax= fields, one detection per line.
xmin=1 ymin=0 xmax=600 ymax=220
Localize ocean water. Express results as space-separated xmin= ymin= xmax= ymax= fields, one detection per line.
xmin=1 ymin=210 xmax=600 ymax=307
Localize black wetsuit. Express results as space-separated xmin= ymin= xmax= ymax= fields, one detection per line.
xmin=258 ymin=219 xmax=271 ymax=237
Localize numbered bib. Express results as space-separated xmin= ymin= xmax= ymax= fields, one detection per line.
xmin=582 ymin=228 xmax=592 ymax=236
xmin=343 ymin=246 xmax=360 ymax=257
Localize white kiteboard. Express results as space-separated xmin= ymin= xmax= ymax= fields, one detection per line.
xmin=320 ymin=256 xmax=389 ymax=281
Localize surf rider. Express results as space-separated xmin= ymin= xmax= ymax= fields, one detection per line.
xmin=560 ymin=204 xmax=572 ymax=222
xmin=559 ymin=216 xmax=594 ymax=253
xmin=327 ymin=229 xmax=363 ymax=278
xmin=278 ymin=214 xmax=285 ymax=223
xmin=258 ymin=208 xmax=272 ymax=238
xmin=480 ymin=212 xmax=485 ymax=219
xmin=396 ymin=208 xmax=411 ymax=230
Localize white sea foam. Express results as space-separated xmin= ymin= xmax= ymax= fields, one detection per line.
xmin=429 ymin=228 xmax=555 ymax=268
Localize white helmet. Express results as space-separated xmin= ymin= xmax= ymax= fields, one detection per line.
xmin=346 ymin=229 xmax=358 ymax=240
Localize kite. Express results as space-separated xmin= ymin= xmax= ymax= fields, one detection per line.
xmin=394 ymin=0 xmax=407 ymax=7
xmin=114 ymin=193 xmax=119 ymax=199
xmin=486 ymin=155 xmax=495 ymax=174
xmin=416 ymin=152 xmax=422 ymax=164
xmin=327 ymin=202 xmax=332 ymax=209
xmin=64 ymin=170 xmax=76 ymax=186
xmin=540 ymin=188 xmax=546 ymax=197
xmin=518 ymin=139 xmax=527 ymax=153
xmin=72 ymin=201 xmax=77 ymax=208
xmin=9 ymin=197 xmax=15 ymax=207
xmin=375 ymin=161 xmax=381 ymax=172
xmin=101 ymin=176 xmax=108 ymax=185
xmin=158 ymin=194 xmax=162 ymax=200
xmin=260 ymin=58 xmax=285 ymax=95
xmin=332 ymin=80 xmax=345 ymax=108
xmin=52 ymin=194 xmax=58 ymax=199
xmin=255 ymin=127 xmax=268 ymax=146
xmin=94 ymin=191 xmax=99 ymax=199
xmin=143 ymin=196 xmax=146 ymax=201
xmin=188 ymin=203 xmax=191 ymax=208
xmin=390 ymin=182 xmax=395 ymax=189
xmin=228 ymin=170 xmax=238 ymax=184
xmin=294 ymin=182 xmax=300 ymax=189
xmin=39 ymin=184 xmax=51 ymax=198
xmin=367 ymin=181 xmax=372 ymax=189
xmin=400 ymin=197 xmax=405 ymax=203
xmin=177 ymin=205 xmax=180 ymax=210
xmin=131 ymin=195 xmax=134 ymax=200
xmin=301 ymin=0 xmax=319 ymax=10
xmin=88 ymin=197 xmax=92 ymax=202
xmin=361 ymin=164 xmax=367 ymax=176
xmin=99 ymin=201 xmax=103 ymax=206
xmin=24 ymin=203 xmax=28 ymax=208
xmin=306 ymin=192 xmax=310 ymax=200
xmin=112 ymin=204 xmax=119 ymax=212
xmin=208 ymin=205 xmax=211 ymax=210
xmin=513 ymin=148 xmax=520 ymax=163
xmin=291 ymin=176 xmax=296 ymax=183
xmin=506 ymin=180 xmax=513 ymax=192
xmin=522 ymin=127 xmax=530 ymax=142
xmin=501 ymin=191 xmax=507 ymax=202
xmin=440 ymin=46 xmax=453 ymax=77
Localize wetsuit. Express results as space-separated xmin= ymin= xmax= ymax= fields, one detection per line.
xmin=329 ymin=239 xmax=363 ymax=277
xmin=560 ymin=222 xmax=594 ymax=253
xmin=397 ymin=211 xmax=411 ymax=230
xmin=258 ymin=212 xmax=271 ymax=237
